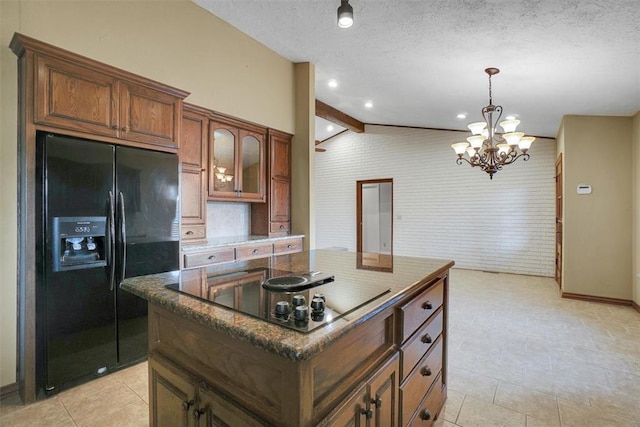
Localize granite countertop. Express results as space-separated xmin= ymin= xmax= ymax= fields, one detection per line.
xmin=121 ymin=249 xmax=453 ymax=361
xmin=182 ymin=234 xmax=305 ymax=253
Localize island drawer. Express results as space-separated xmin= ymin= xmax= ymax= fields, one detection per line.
xmin=400 ymin=308 xmax=443 ymax=381
xmin=399 ymin=336 xmax=443 ymax=425
xmin=407 ymin=373 xmax=444 ymax=427
xmin=273 ymin=237 xmax=303 ymax=255
xmin=398 ymin=278 xmax=444 ymax=343
xmin=183 ymin=247 xmax=235 ymax=268
xmin=236 ymin=243 xmax=273 ymax=261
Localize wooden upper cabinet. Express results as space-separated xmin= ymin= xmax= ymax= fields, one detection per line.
xmin=269 ymin=131 xmax=292 ymax=223
xmin=208 ymin=115 xmax=266 ymax=203
xmin=181 ymin=106 xmax=208 ymax=170
xmin=251 ymin=129 xmax=292 ymax=235
xmin=180 ymin=104 xmax=208 ymax=244
xmin=35 ymin=54 xmax=119 ymax=138
xmin=119 ymin=82 xmax=182 ymax=148
xmin=13 ymin=33 xmax=189 ymax=151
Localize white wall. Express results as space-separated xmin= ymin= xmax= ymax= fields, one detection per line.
xmin=315 ymin=125 xmax=556 ymax=277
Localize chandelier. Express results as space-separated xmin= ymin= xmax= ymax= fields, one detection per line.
xmin=451 ymin=67 xmax=535 ymax=179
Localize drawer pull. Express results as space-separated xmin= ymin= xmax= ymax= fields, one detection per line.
xmin=422 ymin=300 xmax=433 ymax=310
xmin=360 ymin=408 xmax=373 ymax=419
xmin=252 ymin=248 xmax=259 ymax=254
xmin=421 ymin=334 xmax=433 ymax=344
xmin=371 ymin=396 xmax=383 ymax=408
xmin=185 ymin=231 xmax=194 ymax=235
xmin=193 ymin=408 xmax=206 ymax=420
xmin=420 ymin=409 xmax=432 ymax=421
xmin=279 ymin=224 xmax=285 ymax=229
xmin=421 ymin=366 xmax=432 ymax=377
xmin=287 ymin=244 xmax=292 ymax=248
xmin=182 ymin=399 xmax=194 ymax=410
xmin=208 ymin=255 xmax=216 ymax=260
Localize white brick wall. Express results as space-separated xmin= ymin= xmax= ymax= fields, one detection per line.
xmin=314 ymin=125 xmax=556 ymax=277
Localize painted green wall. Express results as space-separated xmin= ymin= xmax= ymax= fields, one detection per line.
xmin=561 ymin=115 xmax=633 ymax=300
xmin=0 ymin=0 xmax=310 ymax=388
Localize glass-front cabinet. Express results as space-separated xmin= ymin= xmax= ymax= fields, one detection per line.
xmin=208 ymin=117 xmax=266 ymax=202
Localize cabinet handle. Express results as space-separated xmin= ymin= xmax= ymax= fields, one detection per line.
xmin=287 ymin=244 xmax=292 ymax=248
xmin=111 ymin=124 xmax=119 ymax=130
xmin=360 ymin=407 xmax=373 ymax=419
xmin=182 ymin=399 xmax=195 ymax=410
xmin=422 ymin=300 xmax=433 ymax=310
xmin=122 ymin=126 xmax=129 ymax=132
xmin=420 ymin=408 xmax=432 ymax=421
xmin=371 ymin=396 xmax=383 ymax=408
xmin=208 ymin=255 xmax=216 ymax=260
xmin=193 ymin=408 xmax=206 ymax=420
xmin=252 ymin=249 xmax=259 ymax=254
xmin=421 ymin=366 xmax=432 ymax=377
xmin=185 ymin=231 xmax=194 ymax=235
xmin=280 ymin=224 xmax=285 ymax=229
xmin=421 ymin=334 xmax=432 ymax=344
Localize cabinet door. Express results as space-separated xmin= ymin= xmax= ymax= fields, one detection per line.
xmin=208 ymin=122 xmax=238 ymax=200
xmin=35 ymin=54 xmax=119 ymax=137
xmin=181 ymin=168 xmax=206 ymax=224
xmin=180 ymin=108 xmax=207 ymax=242
xmin=269 ymin=133 xmax=290 ymax=222
xmin=195 ymin=385 xmax=266 ymax=427
xmin=238 ymin=129 xmax=266 ymax=202
xmin=120 ymin=81 xmax=181 ymax=149
xmin=149 ymin=356 xmax=198 ymax=427
xmin=182 ymin=110 xmax=208 ymax=170
xmin=369 ymin=354 xmax=399 ymax=427
xmin=322 ymin=384 xmax=368 ymax=427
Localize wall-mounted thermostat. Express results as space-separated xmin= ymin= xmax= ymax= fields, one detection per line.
xmin=577 ymin=184 xmax=592 ymax=195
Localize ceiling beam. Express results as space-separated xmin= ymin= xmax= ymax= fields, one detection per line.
xmin=315 ymin=99 xmax=365 ymax=133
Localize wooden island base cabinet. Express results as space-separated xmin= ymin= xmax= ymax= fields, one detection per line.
xmin=144 ymin=268 xmax=449 ymax=427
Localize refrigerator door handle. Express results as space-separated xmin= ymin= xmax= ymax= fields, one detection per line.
xmin=118 ymin=192 xmax=127 ymax=285
xmin=107 ymin=191 xmax=116 ymax=291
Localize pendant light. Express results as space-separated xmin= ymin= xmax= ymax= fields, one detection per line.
xmin=338 ymin=0 xmax=354 ymax=28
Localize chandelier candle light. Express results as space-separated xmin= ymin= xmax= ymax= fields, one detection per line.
xmin=451 ymin=67 xmax=535 ymax=179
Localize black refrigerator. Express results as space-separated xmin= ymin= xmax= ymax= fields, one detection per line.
xmin=35 ymin=132 xmax=179 ymax=396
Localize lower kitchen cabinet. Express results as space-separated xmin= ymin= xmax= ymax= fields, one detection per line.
xmin=321 ymin=353 xmax=399 ymax=427
xmin=149 ymin=354 xmax=267 ymax=427
xmin=145 ymin=267 xmax=449 ymax=427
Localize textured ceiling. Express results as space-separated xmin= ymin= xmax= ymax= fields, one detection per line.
xmin=194 ymin=0 xmax=640 ymax=138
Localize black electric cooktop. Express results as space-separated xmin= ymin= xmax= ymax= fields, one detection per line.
xmin=166 ymin=267 xmax=390 ymax=333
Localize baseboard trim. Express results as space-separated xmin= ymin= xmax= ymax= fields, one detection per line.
xmin=632 ymin=300 xmax=640 ymax=313
xmin=561 ymin=292 xmax=633 ymax=307
xmin=0 ymin=381 xmax=20 ymax=399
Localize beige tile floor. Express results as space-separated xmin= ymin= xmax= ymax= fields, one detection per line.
xmin=1 ymin=269 xmax=639 ymax=426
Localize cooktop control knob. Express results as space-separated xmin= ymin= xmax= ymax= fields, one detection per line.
xmin=311 ymin=297 xmax=326 ymax=313
xmin=294 ymin=305 xmax=309 ymax=321
xmin=275 ymin=301 xmax=291 ymax=316
xmin=313 ymin=293 xmax=326 ymax=302
xmin=292 ymin=295 xmax=306 ymax=307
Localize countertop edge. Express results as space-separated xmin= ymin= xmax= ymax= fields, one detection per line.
xmin=121 ymin=254 xmax=454 ymax=361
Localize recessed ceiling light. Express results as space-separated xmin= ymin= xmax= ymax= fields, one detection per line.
xmin=328 ymin=79 xmax=338 ymax=88
xmin=457 ymin=113 xmax=467 ymax=119
xmin=327 ymin=125 xmax=334 ymax=132
xmin=364 ymin=101 xmax=373 ymax=108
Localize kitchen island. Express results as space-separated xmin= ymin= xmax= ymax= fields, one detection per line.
xmin=121 ymin=249 xmax=453 ymax=426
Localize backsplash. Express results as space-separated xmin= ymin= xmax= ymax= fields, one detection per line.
xmin=206 ymin=202 xmax=250 ymax=238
